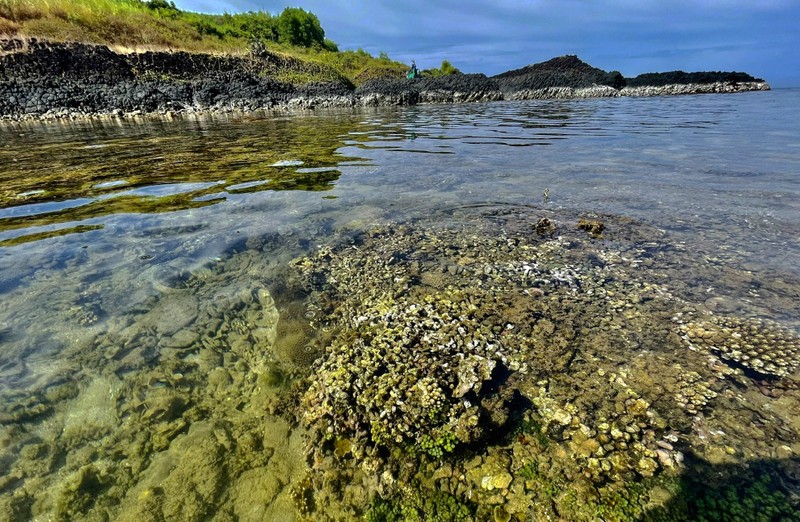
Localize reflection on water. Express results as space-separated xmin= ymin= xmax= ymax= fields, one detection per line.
xmin=0 ymin=112 xmax=371 ymax=245
xmin=0 ymin=91 xmax=799 ymax=520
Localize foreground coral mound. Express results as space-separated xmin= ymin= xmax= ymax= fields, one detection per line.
xmin=290 ymin=206 xmax=800 ymax=521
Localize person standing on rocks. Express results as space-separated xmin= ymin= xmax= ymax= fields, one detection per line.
xmin=407 ymin=60 xmax=419 ymax=79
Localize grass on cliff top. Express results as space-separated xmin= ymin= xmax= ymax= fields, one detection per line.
xmin=0 ymin=0 xmax=408 ymax=85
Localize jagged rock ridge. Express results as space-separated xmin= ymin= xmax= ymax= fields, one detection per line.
xmin=493 ymin=55 xmax=626 ymax=90
xmin=0 ymin=42 xmax=771 ymax=120
xmin=492 ymin=54 xmax=767 ymax=99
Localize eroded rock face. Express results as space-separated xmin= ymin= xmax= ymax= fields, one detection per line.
xmin=0 ymin=39 xmax=315 ymax=117
xmin=354 ymin=73 xmax=503 ymax=105
xmin=621 ymin=82 xmax=771 ymax=96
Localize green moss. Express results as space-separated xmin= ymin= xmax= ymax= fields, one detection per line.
xmin=577 ymin=482 xmax=648 ymax=522
xmin=509 ymin=416 xmax=550 ymax=448
xmin=517 ymin=459 xmax=654 ymax=522
xmin=517 ymin=460 xmax=539 ymax=481
xmin=370 ymin=420 xmax=389 ymax=445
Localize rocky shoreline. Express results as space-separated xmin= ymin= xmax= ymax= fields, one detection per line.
xmin=0 ymin=40 xmax=770 ymax=122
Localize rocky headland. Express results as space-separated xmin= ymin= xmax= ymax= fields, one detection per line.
xmin=0 ymin=39 xmax=770 ymax=121
xmin=494 ymin=55 xmax=769 ymax=99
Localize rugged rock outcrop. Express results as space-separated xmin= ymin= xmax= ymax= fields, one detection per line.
xmin=620 ymin=82 xmax=770 ymax=97
xmin=494 ymin=55 xmax=625 ymax=93
xmin=0 ymin=40 xmax=771 ymax=120
xmin=493 ymin=55 xmax=769 ymax=100
xmin=416 ymin=74 xmax=503 ymax=103
xmin=502 ymin=85 xmax=621 ymax=100
xmin=0 ymin=39 xmax=507 ymax=118
xmin=0 ymin=39 xmax=329 ymax=117
xmin=625 ymin=70 xmax=764 ymax=87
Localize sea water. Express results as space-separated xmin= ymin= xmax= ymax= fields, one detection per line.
xmin=0 ymin=90 xmax=798 ymax=520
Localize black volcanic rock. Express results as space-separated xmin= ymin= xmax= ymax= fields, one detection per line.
xmin=0 ymin=40 xmax=324 ymax=116
xmin=626 ymin=70 xmax=763 ymax=87
xmin=354 ymin=78 xmax=420 ymax=105
xmin=417 ymin=73 xmax=500 ymax=93
xmin=0 ymin=39 xmax=133 ymax=83
xmin=0 ymin=41 xmax=770 ymax=119
xmin=493 ymin=55 xmax=625 ymax=92
xmin=354 ymin=74 xmax=502 ymax=105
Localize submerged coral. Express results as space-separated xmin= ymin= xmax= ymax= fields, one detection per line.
xmin=679 ymin=316 xmax=800 ymax=378
xmin=289 ymin=206 xmax=800 ymax=521
xmin=3 ymin=205 xmax=797 ymax=522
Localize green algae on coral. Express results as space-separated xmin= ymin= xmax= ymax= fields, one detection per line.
xmin=365 ymin=487 xmax=475 ymax=522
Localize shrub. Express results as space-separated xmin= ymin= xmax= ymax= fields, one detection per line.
xmin=423 ymin=59 xmax=462 ymax=77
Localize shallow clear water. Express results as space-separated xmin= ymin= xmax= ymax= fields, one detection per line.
xmin=1 ymin=90 xmax=799 ymax=520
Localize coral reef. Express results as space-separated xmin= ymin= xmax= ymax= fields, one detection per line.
xmin=288 ymin=206 xmax=800 ymax=521
xmin=2 ymin=205 xmax=798 ymax=521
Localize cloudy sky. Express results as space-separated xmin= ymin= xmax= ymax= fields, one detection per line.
xmin=172 ymin=0 xmax=799 ymax=87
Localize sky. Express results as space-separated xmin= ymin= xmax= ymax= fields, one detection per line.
xmin=172 ymin=0 xmax=800 ymax=87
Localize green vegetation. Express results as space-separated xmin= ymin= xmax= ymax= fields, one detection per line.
xmin=423 ymin=59 xmax=462 ymax=77
xmin=508 ymin=416 xmax=551 ymax=448
xmin=0 ymin=0 xmax=331 ymax=52
xmin=279 ymin=45 xmax=408 ymax=85
xmin=516 ymin=459 xmax=567 ymax=500
xmin=416 ymin=430 xmax=458 ymax=458
xmin=0 ymin=0 xmax=407 ymax=85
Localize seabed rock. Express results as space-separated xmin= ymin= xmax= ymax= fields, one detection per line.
xmin=0 ymin=247 xmax=312 ymax=522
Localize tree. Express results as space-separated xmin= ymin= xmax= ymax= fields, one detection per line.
xmin=145 ymin=0 xmax=177 ymax=10
xmin=275 ymin=7 xmax=325 ymax=47
xmin=234 ymin=11 xmax=276 ymax=42
xmin=323 ymin=38 xmax=339 ymax=52
xmin=145 ymin=0 xmax=179 ymax=18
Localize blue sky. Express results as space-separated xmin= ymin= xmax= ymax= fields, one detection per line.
xmin=173 ymin=0 xmax=800 ymax=87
